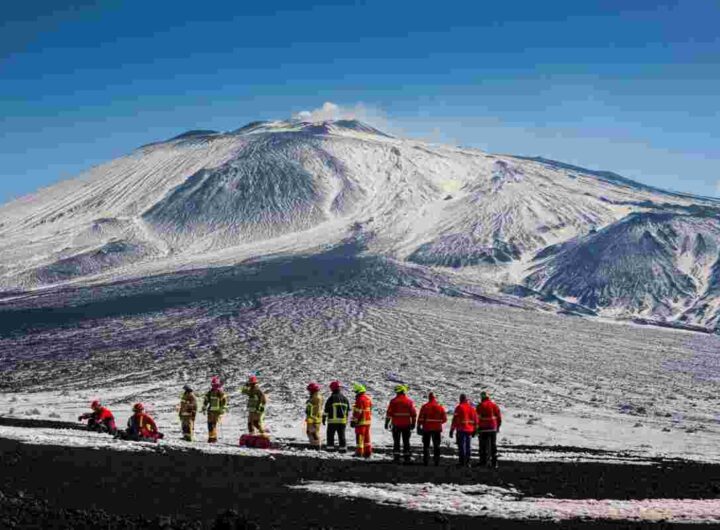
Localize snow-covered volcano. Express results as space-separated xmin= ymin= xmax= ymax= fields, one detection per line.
xmin=2 ymin=118 xmax=719 ymax=330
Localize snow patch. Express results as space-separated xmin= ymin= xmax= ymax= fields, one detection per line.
xmin=290 ymin=481 xmax=720 ymax=523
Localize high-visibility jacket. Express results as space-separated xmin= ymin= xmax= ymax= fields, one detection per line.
xmin=323 ymin=391 xmax=350 ymax=425
xmin=451 ymin=401 xmax=478 ymax=433
xmin=179 ymin=392 xmax=197 ymax=418
xmin=352 ymin=392 xmax=372 ymax=427
xmin=241 ymin=385 xmax=266 ymax=414
xmin=202 ymin=389 xmax=228 ymax=415
xmin=476 ymin=398 xmax=502 ymax=432
xmin=386 ymin=394 xmax=417 ymax=429
xmin=418 ymin=397 xmax=448 ymax=432
xmin=240 ymin=385 xmax=267 ymax=414
xmin=127 ymin=412 xmax=159 ymax=440
xmin=306 ymin=391 xmax=323 ymax=425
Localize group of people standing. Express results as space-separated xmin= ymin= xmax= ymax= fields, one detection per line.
xmin=78 ymin=376 xmax=502 ymax=468
xmin=304 ymin=382 xmax=502 ymax=467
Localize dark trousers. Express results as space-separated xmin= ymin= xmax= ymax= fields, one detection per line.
xmin=392 ymin=427 xmax=412 ymax=461
xmin=456 ymin=431 xmax=472 ymax=465
xmin=88 ymin=418 xmax=117 ymax=435
xmin=478 ymin=431 xmax=498 ymax=466
xmin=116 ymin=431 xmax=158 ymax=443
xmin=422 ymin=431 xmax=441 ymax=466
xmin=326 ymin=423 xmax=347 ymax=451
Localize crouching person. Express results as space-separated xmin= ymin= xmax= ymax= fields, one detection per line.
xmin=78 ymin=400 xmax=117 ymax=435
xmin=117 ymin=403 xmax=163 ymax=442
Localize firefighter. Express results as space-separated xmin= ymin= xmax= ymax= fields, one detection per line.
xmin=323 ymin=380 xmax=350 ymax=452
xmin=241 ymin=375 xmax=267 ymax=435
xmin=78 ymin=400 xmax=117 ymax=435
xmin=351 ymin=383 xmax=373 ymax=458
xmin=305 ymin=382 xmax=323 ymax=449
xmin=178 ymin=384 xmax=197 ymax=442
xmin=120 ymin=403 xmax=162 ymax=442
xmin=417 ymin=392 xmax=448 ymax=466
xmin=385 ymin=384 xmax=417 ymax=463
xmin=201 ymin=377 xmax=228 ymax=443
xmin=449 ymin=393 xmax=478 ymax=467
xmin=476 ymin=391 xmax=502 ymax=469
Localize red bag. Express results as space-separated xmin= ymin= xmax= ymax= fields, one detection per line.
xmin=239 ymin=434 xmax=272 ymax=449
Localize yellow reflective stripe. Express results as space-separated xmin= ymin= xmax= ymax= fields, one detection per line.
xmin=330 ymin=403 xmax=348 ymax=419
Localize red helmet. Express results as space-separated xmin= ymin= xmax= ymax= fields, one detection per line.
xmin=248 ymin=375 xmax=258 ymax=385
xmin=211 ymin=376 xmax=222 ymax=390
xmin=307 ymin=382 xmax=320 ymax=393
xmin=90 ymin=400 xmax=101 ymax=410
xmin=329 ymin=381 xmax=341 ymax=392
xmin=132 ymin=403 xmax=144 ymax=413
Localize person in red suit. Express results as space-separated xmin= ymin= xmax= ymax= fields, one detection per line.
xmin=417 ymin=392 xmax=447 ymax=466
xmin=449 ymin=393 xmax=478 ymax=467
xmin=120 ymin=403 xmax=162 ymax=442
xmin=351 ymin=383 xmax=373 ymax=457
xmin=78 ymin=400 xmax=117 ymax=435
xmin=385 ymin=384 xmax=417 ymax=463
xmin=475 ymin=391 xmax=502 ymax=468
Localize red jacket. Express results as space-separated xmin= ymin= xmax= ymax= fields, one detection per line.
xmin=352 ymin=393 xmax=372 ymax=428
xmin=417 ymin=397 xmax=447 ymax=432
xmin=128 ymin=412 xmax=159 ymax=440
xmin=476 ymin=398 xmax=502 ymax=432
xmin=451 ymin=401 xmax=478 ymax=433
xmin=96 ymin=407 xmax=114 ymax=423
xmin=386 ymin=394 xmax=417 ymax=429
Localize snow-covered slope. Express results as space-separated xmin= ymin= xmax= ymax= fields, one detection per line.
xmin=2 ymin=118 xmax=719 ymax=329
xmin=525 ymin=211 xmax=720 ymax=318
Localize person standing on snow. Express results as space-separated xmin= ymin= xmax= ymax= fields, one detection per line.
xmin=449 ymin=393 xmax=478 ymax=468
xmin=241 ymin=375 xmax=267 ymax=435
xmin=305 ymin=382 xmax=323 ymax=449
xmin=78 ymin=400 xmax=117 ymax=435
xmin=475 ymin=390 xmax=502 ymax=469
xmin=385 ymin=384 xmax=417 ymax=463
xmin=350 ymin=383 xmax=373 ymax=457
xmin=121 ymin=403 xmax=162 ymax=442
xmin=201 ymin=377 xmax=228 ymax=443
xmin=323 ymin=380 xmax=350 ymax=452
xmin=178 ymin=385 xmax=197 ymax=442
xmin=417 ymin=392 xmax=448 ymax=466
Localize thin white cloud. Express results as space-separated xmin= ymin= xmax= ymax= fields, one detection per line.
xmin=292 ymin=101 xmax=385 ymax=126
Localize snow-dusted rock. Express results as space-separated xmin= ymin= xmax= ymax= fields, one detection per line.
xmin=1 ymin=118 xmax=719 ymax=329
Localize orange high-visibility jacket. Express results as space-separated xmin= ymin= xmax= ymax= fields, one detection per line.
xmin=418 ymin=397 xmax=448 ymax=432
xmin=386 ymin=394 xmax=417 ymax=429
xmin=476 ymin=398 xmax=502 ymax=432
xmin=352 ymin=392 xmax=372 ymax=427
xmin=451 ymin=401 xmax=478 ymax=433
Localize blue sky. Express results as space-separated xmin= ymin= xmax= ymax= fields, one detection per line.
xmin=1 ymin=0 xmax=719 ymax=203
